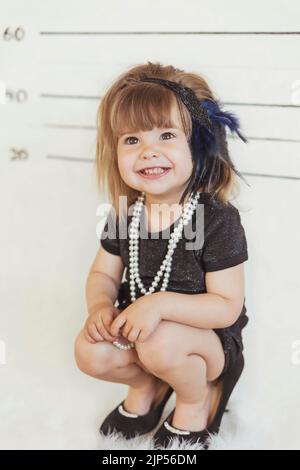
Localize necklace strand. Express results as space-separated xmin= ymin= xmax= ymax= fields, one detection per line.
xmin=113 ymin=190 xmax=200 ymax=350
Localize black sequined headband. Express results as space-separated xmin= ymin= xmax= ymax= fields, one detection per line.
xmin=138 ymin=76 xmax=247 ymax=144
xmin=140 ymin=77 xmax=213 ymax=131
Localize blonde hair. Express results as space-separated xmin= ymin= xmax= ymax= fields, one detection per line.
xmin=95 ymin=61 xmax=243 ymax=217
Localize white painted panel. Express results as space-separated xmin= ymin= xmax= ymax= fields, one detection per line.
xmin=36 ymin=35 xmax=300 ymax=69
xmin=1 ymin=0 xmax=300 ymax=450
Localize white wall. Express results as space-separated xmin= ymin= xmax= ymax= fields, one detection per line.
xmin=0 ymin=0 xmax=300 ymax=449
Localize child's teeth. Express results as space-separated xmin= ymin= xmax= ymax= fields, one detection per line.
xmin=144 ymin=168 xmax=165 ymax=175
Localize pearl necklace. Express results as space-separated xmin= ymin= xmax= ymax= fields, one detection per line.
xmin=113 ymin=190 xmax=201 ymax=350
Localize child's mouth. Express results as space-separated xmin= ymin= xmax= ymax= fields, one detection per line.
xmin=137 ymin=167 xmax=172 ymax=179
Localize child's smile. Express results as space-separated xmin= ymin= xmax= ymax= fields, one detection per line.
xmin=137 ymin=166 xmax=172 ymax=179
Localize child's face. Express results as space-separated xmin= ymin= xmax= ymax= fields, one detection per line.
xmin=117 ymin=110 xmax=193 ymax=202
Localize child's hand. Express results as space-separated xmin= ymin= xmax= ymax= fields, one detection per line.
xmin=110 ymin=299 xmax=162 ymax=343
xmin=84 ymin=305 xmax=121 ymax=344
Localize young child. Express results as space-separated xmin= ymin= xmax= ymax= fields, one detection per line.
xmin=74 ymin=61 xmax=249 ymax=449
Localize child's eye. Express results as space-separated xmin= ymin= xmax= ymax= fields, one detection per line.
xmin=161 ymin=132 xmax=176 ymax=140
xmin=123 ymin=132 xmax=175 ymax=145
xmin=124 ymin=136 xmax=138 ymax=145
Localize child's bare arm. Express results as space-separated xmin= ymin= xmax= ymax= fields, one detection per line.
xmin=86 ymin=245 xmax=124 ymax=315
xmin=83 ymin=246 xmax=124 ymax=343
xmin=149 ymin=263 xmax=246 ymax=329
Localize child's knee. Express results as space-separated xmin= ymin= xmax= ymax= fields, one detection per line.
xmin=74 ymin=329 xmax=114 ymax=376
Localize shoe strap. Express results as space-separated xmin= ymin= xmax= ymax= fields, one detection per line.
xmin=164 ymin=420 xmax=191 ymax=435
xmin=118 ymin=404 xmax=138 ymax=418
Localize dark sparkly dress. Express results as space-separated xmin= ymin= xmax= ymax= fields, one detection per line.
xmin=100 ymin=192 xmax=249 ymax=378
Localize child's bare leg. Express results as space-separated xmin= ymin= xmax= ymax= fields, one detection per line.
xmin=155 ymin=354 xmax=215 ymax=431
xmin=74 ymin=329 xmax=169 ymax=415
xmin=135 ymin=322 xmax=225 ymax=431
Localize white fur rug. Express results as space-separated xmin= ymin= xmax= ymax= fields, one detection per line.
xmin=1 ymin=359 xmax=293 ymax=449
xmin=98 ymin=396 xmax=268 ymax=451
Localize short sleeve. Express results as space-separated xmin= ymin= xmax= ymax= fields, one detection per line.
xmin=99 ymin=207 xmax=120 ymax=256
xmin=201 ymin=202 xmax=248 ymax=272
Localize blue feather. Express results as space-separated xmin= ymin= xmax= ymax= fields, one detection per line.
xmin=201 ymin=99 xmax=247 ymax=143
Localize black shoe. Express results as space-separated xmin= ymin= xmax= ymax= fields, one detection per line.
xmin=206 ymin=352 xmax=244 ymax=437
xmin=153 ymin=353 xmax=245 ymax=449
xmin=99 ymin=384 xmax=174 ymax=440
xmin=153 ymin=407 xmax=211 ymax=449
